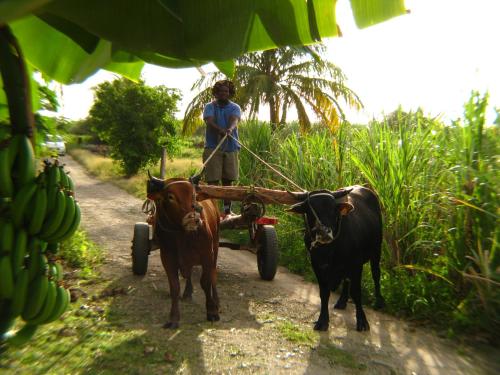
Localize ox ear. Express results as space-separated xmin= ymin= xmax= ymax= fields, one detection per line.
xmin=286 ymin=201 xmax=307 ymax=215
xmin=338 ymin=202 xmax=354 ymax=216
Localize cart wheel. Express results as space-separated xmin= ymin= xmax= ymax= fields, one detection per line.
xmin=132 ymin=222 xmax=150 ymax=275
xmin=256 ymin=225 xmax=279 ymax=281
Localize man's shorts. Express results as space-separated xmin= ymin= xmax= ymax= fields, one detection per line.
xmin=202 ymin=148 xmax=239 ymax=182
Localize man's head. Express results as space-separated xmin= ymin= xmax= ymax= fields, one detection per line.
xmin=212 ymin=80 xmax=236 ymax=102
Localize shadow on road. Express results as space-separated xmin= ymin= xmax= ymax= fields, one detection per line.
xmin=81 ymin=260 xmax=272 ymax=374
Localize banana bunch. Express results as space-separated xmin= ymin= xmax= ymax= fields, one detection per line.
xmin=0 ymin=135 xmax=78 ymax=347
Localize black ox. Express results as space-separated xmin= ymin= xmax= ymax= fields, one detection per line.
xmin=288 ymin=185 xmax=385 ymax=331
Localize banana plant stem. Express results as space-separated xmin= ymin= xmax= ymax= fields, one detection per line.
xmin=0 ymin=25 xmax=34 ymax=140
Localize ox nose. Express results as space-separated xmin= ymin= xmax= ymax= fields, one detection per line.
xmin=182 ymin=212 xmax=203 ymax=231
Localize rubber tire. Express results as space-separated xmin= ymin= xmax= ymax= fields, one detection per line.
xmin=132 ymin=223 xmax=150 ymax=276
xmin=256 ymin=225 xmax=279 ymax=281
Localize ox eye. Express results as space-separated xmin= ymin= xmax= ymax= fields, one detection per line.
xmin=168 ymin=194 xmax=175 ymax=201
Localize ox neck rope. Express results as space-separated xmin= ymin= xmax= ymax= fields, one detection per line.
xmin=153 ymin=180 xmax=203 ymax=234
xmin=304 ymin=193 xmax=343 ymax=250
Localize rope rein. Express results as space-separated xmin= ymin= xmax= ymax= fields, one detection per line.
xmin=228 ymin=134 xmax=305 ymax=192
xmin=192 ymin=132 xmax=305 ymax=192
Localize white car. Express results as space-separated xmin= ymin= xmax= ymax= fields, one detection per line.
xmin=44 ymin=134 xmax=66 ymax=156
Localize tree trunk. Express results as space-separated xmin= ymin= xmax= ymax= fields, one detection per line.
xmin=269 ymin=96 xmax=280 ymax=132
xmin=280 ymin=104 xmax=288 ymax=124
xmin=160 ymin=147 xmax=167 ymax=179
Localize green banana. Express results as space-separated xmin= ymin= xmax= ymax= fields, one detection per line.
xmin=0 ymin=255 xmax=14 ymax=299
xmin=13 ymin=135 xmax=35 ymax=188
xmin=28 ymin=237 xmax=47 ymax=253
xmin=49 ymin=262 xmax=63 ymax=282
xmin=45 ymin=164 xmax=60 ymax=212
xmin=66 ymin=172 xmax=75 ymax=193
xmin=50 ymin=202 xmax=81 ymax=243
xmin=40 ymin=189 xmax=66 ymax=239
xmin=27 ymin=245 xmax=41 ymax=281
xmin=40 ymin=239 xmax=48 ymax=253
xmin=44 ymin=285 xmax=70 ymax=323
xmin=39 ymin=254 xmax=48 ymax=277
xmin=44 ymin=194 xmax=76 ymax=242
xmin=9 ymin=268 xmax=29 ymax=318
xmin=55 ymin=262 xmax=63 ymax=281
xmin=22 ymin=274 xmax=49 ymax=320
xmin=12 ymin=181 xmax=37 ymax=228
xmin=0 ymin=146 xmax=13 ymax=197
xmin=0 ymin=220 xmax=14 ymax=252
xmin=27 ymin=185 xmax=48 ymax=235
xmin=11 ymin=228 xmax=27 ymax=277
xmin=28 ymin=280 xmax=57 ymax=325
xmin=3 ymin=323 xmax=38 ymax=347
xmin=59 ymin=166 xmax=69 ymax=190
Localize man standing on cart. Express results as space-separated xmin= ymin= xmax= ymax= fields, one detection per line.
xmin=203 ymin=80 xmax=241 ymax=217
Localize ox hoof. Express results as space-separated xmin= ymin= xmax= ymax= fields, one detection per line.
xmin=313 ymin=321 xmax=329 ymax=331
xmin=356 ymin=319 xmax=370 ymax=332
xmin=163 ymin=321 xmax=180 ymax=329
xmin=207 ymin=313 xmax=220 ymax=322
xmin=373 ymin=298 xmax=386 ymax=310
xmin=334 ymin=301 xmax=347 ymax=310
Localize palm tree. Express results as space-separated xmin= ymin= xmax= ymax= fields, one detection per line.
xmin=183 ymin=45 xmax=362 ymax=134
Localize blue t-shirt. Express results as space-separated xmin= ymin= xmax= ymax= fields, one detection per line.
xmin=203 ymin=101 xmax=241 ymax=152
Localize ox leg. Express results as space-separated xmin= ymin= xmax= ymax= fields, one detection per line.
xmin=182 ymin=276 xmax=193 ymax=300
xmin=161 ymin=252 xmax=181 ymax=329
xmin=211 ymin=272 xmax=219 ymax=310
xmin=350 ymin=269 xmax=369 ymax=331
xmin=334 ymin=279 xmax=349 ymax=310
xmin=314 ymin=281 xmax=331 ymax=331
xmin=370 ymin=257 xmax=385 ymax=310
xmin=201 ymin=267 xmax=219 ymax=322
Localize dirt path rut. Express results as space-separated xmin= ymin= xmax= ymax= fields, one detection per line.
xmin=64 ymin=155 xmax=499 ymax=375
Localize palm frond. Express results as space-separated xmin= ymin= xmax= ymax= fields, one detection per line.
xmin=182 ymin=86 xmax=212 ymax=135
xmin=281 ymin=85 xmax=311 ymax=133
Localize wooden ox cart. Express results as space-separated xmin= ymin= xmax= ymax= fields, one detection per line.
xmin=131 ymin=185 xmax=301 ymax=281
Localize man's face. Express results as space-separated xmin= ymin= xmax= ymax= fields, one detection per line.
xmin=215 ymin=85 xmax=230 ymax=101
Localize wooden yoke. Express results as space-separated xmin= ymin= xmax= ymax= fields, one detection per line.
xmin=195 ymin=185 xmax=302 ymax=205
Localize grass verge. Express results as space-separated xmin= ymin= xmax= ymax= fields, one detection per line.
xmin=317 ymin=343 xmax=367 ymax=370
xmin=69 ymin=148 xmax=202 ymax=199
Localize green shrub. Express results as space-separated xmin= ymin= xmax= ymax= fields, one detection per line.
xmin=59 ymin=230 xmax=103 ymax=277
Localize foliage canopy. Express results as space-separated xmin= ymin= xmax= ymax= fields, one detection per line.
xmin=89 ymin=78 xmax=180 ymax=176
xmin=0 ymin=1 xmax=407 ymax=116
xmin=184 ymin=45 xmax=362 ymax=133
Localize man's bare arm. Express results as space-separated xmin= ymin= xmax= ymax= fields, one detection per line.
xmin=226 ymin=115 xmax=239 ymax=134
xmin=205 ymin=116 xmax=225 ymax=134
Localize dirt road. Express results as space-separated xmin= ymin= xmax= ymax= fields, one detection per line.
xmin=64 ymin=155 xmax=499 ymax=375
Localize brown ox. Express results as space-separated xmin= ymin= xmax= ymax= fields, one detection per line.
xmin=147 ymin=175 xmax=220 ymax=328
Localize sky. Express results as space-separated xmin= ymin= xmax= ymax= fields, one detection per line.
xmin=58 ymin=0 xmax=500 ymax=125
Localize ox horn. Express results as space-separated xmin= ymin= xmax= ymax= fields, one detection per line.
xmin=330 ymin=187 xmax=353 ymax=199
xmin=147 ymin=170 xmax=153 ymax=180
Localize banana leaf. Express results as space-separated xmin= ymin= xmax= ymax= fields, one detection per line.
xmin=0 ymin=0 xmax=406 ymax=83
